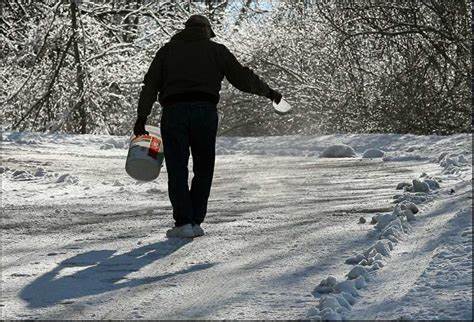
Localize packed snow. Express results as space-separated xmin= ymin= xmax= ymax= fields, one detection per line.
xmin=1 ymin=131 xmax=472 ymax=320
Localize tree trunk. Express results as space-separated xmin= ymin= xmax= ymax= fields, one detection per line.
xmin=70 ymin=0 xmax=87 ymax=134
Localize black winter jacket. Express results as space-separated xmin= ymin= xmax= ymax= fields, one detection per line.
xmin=137 ymin=27 xmax=272 ymax=119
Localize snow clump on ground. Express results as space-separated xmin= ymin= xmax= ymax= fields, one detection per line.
xmin=362 ymin=148 xmax=385 ymax=158
xmin=395 ymin=173 xmax=441 ymax=194
xmin=320 ymin=144 xmax=357 ymax=158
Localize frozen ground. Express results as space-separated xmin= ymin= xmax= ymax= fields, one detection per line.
xmin=1 ymin=132 xmax=472 ymax=320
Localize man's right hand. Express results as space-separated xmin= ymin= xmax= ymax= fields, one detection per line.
xmin=133 ymin=117 xmax=149 ymax=136
xmin=267 ymin=88 xmax=282 ymax=105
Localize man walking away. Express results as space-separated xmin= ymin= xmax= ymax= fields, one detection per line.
xmin=134 ymin=15 xmax=282 ymax=238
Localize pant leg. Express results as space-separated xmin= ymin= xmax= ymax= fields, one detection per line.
xmin=189 ymin=104 xmax=218 ymax=225
xmin=160 ymin=105 xmax=193 ymax=227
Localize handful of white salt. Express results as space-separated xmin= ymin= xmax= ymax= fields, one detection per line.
xmin=272 ymin=97 xmax=292 ymax=115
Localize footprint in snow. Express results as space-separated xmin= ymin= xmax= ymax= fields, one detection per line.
xmin=47 ymin=252 xmax=66 ymax=256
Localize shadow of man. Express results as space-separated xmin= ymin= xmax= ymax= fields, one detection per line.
xmin=20 ymin=239 xmax=212 ymax=308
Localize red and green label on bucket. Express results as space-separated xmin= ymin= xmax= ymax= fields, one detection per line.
xmin=131 ymin=135 xmax=162 ymax=160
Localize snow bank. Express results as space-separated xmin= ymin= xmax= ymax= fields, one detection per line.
xmin=3 ymin=132 xmax=471 ymax=162
xmin=307 ymin=161 xmax=462 ymax=320
xmin=348 ymin=180 xmax=472 ymax=320
xmin=307 ymin=136 xmax=472 ymax=320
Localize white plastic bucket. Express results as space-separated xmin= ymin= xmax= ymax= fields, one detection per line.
xmin=125 ymin=125 xmax=164 ymax=181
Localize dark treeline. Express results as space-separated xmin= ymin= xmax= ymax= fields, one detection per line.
xmin=1 ymin=0 xmax=471 ymax=135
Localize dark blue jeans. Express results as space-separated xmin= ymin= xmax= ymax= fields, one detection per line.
xmin=160 ymin=102 xmax=218 ymax=227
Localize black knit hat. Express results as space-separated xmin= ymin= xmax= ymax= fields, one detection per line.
xmin=185 ymin=14 xmax=216 ymax=38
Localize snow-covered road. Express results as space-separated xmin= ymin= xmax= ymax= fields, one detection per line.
xmin=1 ymin=132 xmax=472 ymax=319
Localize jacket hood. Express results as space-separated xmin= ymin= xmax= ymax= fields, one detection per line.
xmin=171 ymin=27 xmax=213 ymax=42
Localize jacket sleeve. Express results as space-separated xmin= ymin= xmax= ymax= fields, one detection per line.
xmin=137 ymin=46 xmax=166 ymax=119
xmin=219 ymin=45 xmax=271 ymax=98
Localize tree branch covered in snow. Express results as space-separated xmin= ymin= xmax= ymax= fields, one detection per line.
xmin=0 ymin=0 xmax=471 ymax=135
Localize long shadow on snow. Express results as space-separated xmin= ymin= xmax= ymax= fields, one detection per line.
xmin=20 ymin=239 xmax=213 ymax=308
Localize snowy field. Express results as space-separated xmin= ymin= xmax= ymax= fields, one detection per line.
xmin=1 ymin=131 xmax=472 ymax=320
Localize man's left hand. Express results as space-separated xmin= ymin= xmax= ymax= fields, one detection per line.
xmin=133 ymin=117 xmax=149 ymax=136
xmin=267 ymin=88 xmax=282 ymax=105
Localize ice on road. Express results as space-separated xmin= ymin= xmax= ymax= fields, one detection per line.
xmin=1 ymin=132 xmax=471 ymax=319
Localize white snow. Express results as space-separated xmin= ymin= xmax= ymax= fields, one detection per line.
xmin=1 ymin=131 xmax=471 ymax=320
xmin=412 ymin=179 xmax=430 ymax=192
xmin=347 ymin=180 xmax=472 ymax=320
